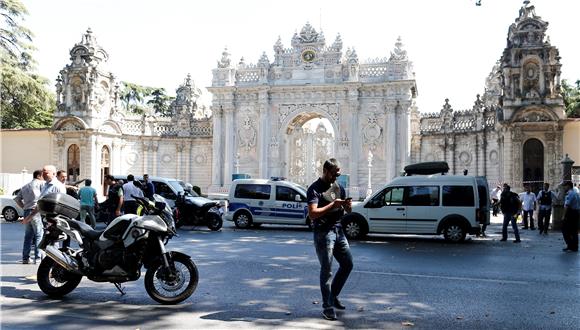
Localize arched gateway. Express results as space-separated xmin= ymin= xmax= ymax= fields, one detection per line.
xmin=208 ymin=23 xmax=417 ymax=196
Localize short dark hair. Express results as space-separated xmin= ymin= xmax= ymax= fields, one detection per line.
xmin=323 ymin=158 xmax=340 ymax=171
xmin=127 ymin=174 xmax=134 ymax=181
xmin=85 ymin=179 xmax=92 ymax=186
xmin=104 ymin=174 xmax=115 ymax=181
xmin=563 ymin=181 xmax=573 ymax=188
xmin=33 ymin=169 xmax=42 ymax=179
xmin=57 ymin=170 xmax=66 ymax=177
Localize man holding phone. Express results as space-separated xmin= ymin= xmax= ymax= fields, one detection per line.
xmin=307 ymin=158 xmax=353 ymax=321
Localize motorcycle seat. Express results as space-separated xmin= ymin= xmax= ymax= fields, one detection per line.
xmin=66 ymin=219 xmax=103 ymax=240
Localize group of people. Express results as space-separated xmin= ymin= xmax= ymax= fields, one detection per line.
xmin=492 ymin=181 xmax=580 ymax=252
xmin=101 ymin=174 xmax=155 ymax=223
xmin=14 ymin=168 xmax=157 ymax=264
xmin=14 ymin=165 xmax=66 ymax=264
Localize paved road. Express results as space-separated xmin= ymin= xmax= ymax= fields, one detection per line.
xmin=1 ymin=216 xmax=579 ymax=329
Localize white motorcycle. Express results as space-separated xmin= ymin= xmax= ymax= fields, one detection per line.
xmin=36 ymin=193 xmax=198 ymax=304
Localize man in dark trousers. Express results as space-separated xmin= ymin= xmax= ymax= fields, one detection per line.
xmin=307 ymin=158 xmax=353 ymax=321
xmin=562 ymin=181 xmax=580 ymax=252
xmin=536 ymin=183 xmax=555 ymax=235
xmin=500 ymin=183 xmax=521 ymax=243
xmin=104 ymin=175 xmax=123 ymax=223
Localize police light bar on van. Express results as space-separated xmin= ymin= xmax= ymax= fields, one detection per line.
xmin=270 ymin=177 xmax=287 ymax=181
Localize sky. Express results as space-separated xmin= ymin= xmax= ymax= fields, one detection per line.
xmin=20 ymin=0 xmax=580 ymax=113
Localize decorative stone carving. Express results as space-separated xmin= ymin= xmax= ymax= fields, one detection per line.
xmin=362 ymin=112 xmax=382 ymax=150
xmin=238 ymin=115 xmax=257 ymax=151
xmin=515 ymin=112 xmax=551 ymax=122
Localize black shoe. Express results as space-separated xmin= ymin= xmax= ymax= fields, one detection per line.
xmin=321 ymin=308 xmax=337 ymax=321
xmin=563 ymin=247 xmax=571 ymax=252
xmin=538 ymin=230 xmax=543 ymax=234
xmin=22 ymin=259 xmax=30 ymax=264
xmin=530 ymin=227 xmax=536 ymax=230
xmin=333 ymin=297 xmax=346 ymax=310
xmin=514 ymin=239 xmax=521 ymax=243
xmin=521 ymin=227 xmax=528 ymax=230
xmin=500 ymin=238 xmax=507 ymax=242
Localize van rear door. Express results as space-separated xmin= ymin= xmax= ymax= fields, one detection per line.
xmin=476 ymin=177 xmax=490 ymax=225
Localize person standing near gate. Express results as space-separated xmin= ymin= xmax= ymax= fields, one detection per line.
xmin=519 ymin=185 xmax=537 ymax=230
xmin=143 ymin=174 xmax=155 ymax=200
xmin=122 ymin=174 xmax=143 ymax=214
xmin=307 ymin=158 xmax=353 ymax=321
xmin=536 ymin=183 xmax=555 ymax=235
xmin=500 ymin=183 xmax=521 ymax=243
xmin=14 ymin=170 xmax=44 ymax=264
xmin=78 ymin=179 xmax=98 ymax=228
xmin=561 ymin=181 xmax=580 ymax=252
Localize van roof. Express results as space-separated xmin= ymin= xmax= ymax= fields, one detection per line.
xmin=389 ymin=175 xmax=477 ymax=185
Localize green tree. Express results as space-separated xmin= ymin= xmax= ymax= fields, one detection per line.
xmin=1 ymin=0 xmax=55 ymax=129
xmin=561 ymin=79 xmax=580 ymax=118
xmin=119 ymin=81 xmax=155 ymax=115
xmin=147 ymin=88 xmax=174 ymax=117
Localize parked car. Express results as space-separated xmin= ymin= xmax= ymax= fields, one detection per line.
xmin=0 ymin=194 xmax=24 ymax=222
xmin=225 ymin=178 xmax=312 ymax=229
xmin=342 ymin=174 xmax=489 ymax=243
xmin=106 ymin=175 xmax=223 ymax=230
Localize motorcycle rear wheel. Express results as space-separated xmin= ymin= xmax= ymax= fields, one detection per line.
xmin=145 ymin=253 xmax=198 ymax=304
xmin=37 ymin=257 xmax=82 ymax=298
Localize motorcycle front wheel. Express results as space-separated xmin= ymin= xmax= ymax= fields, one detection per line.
xmin=37 ymin=257 xmax=82 ymax=298
xmin=206 ymin=213 xmax=223 ymax=231
xmin=145 ymin=253 xmax=198 ymax=304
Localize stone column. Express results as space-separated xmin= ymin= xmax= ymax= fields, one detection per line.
xmin=398 ymin=103 xmax=410 ymax=172
xmin=224 ymin=106 xmax=235 ymax=184
xmin=211 ymin=106 xmax=223 ymax=186
xmin=258 ymin=90 xmax=270 ymax=178
xmin=348 ymin=99 xmax=360 ymax=187
xmin=386 ymin=106 xmax=397 ymax=180
xmin=553 ymin=154 xmax=575 ymax=230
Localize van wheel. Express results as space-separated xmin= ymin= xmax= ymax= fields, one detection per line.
xmin=443 ymin=221 xmax=466 ymax=243
xmin=343 ymin=216 xmax=366 ymax=240
xmin=233 ymin=211 xmax=252 ymax=229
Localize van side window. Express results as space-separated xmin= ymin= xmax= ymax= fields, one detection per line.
xmin=385 ymin=187 xmax=404 ymax=206
xmin=276 ymin=186 xmax=304 ymax=202
xmin=235 ymin=184 xmax=271 ymax=200
xmin=405 ymin=186 xmax=439 ymax=206
xmin=442 ymin=186 xmax=475 ymax=206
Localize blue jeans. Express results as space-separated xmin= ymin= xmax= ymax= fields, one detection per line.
xmin=314 ymin=226 xmax=353 ymax=309
xmin=502 ymin=212 xmax=520 ymax=240
xmin=80 ymin=205 xmax=96 ymax=228
xmin=22 ymin=209 xmax=43 ymax=261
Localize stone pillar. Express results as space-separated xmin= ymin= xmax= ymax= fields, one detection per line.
xmin=258 ymin=90 xmax=270 ymax=178
xmin=348 ymin=99 xmax=360 ymax=187
xmin=398 ymin=104 xmax=410 ymax=172
xmin=552 ymin=154 xmax=575 ymax=230
xmin=224 ymin=106 xmax=235 ymax=184
xmin=211 ymin=106 xmax=223 ymax=186
xmin=386 ymin=106 xmax=397 ymax=180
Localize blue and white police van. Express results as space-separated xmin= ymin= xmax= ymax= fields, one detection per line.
xmin=225 ymin=178 xmax=312 ymax=229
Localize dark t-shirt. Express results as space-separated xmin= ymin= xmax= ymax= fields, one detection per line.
xmin=307 ymin=178 xmax=346 ymax=230
xmin=500 ymin=190 xmax=520 ymax=215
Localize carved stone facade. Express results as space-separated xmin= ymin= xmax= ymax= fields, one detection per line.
xmin=51 ymin=29 xmax=213 ymax=191
xmin=208 ymin=23 xmax=417 ymax=196
xmin=411 ymin=2 xmax=566 ymax=191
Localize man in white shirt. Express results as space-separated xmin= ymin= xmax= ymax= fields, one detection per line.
xmin=22 ymin=165 xmax=67 ymax=224
xmin=14 ymin=170 xmax=44 ymax=264
xmin=122 ymin=174 xmax=144 ymax=214
xmin=519 ymin=185 xmax=537 ymax=230
xmin=490 ymin=185 xmax=502 ymax=216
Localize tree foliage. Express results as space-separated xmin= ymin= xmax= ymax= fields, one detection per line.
xmin=0 ymin=0 xmax=55 ymax=129
xmin=561 ymin=79 xmax=580 ymax=118
xmin=120 ymin=82 xmax=173 ymax=116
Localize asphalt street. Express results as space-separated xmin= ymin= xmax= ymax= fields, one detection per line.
xmin=1 ymin=215 xmax=579 ymax=330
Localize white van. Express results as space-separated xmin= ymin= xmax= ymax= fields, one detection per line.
xmin=343 ymin=175 xmax=489 ymax=242
xmin=225 ymin=178 xmax=311 ymax=228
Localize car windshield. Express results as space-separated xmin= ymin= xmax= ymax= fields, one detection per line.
xmin=172 ymin=180 xmax=200 ymax=197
